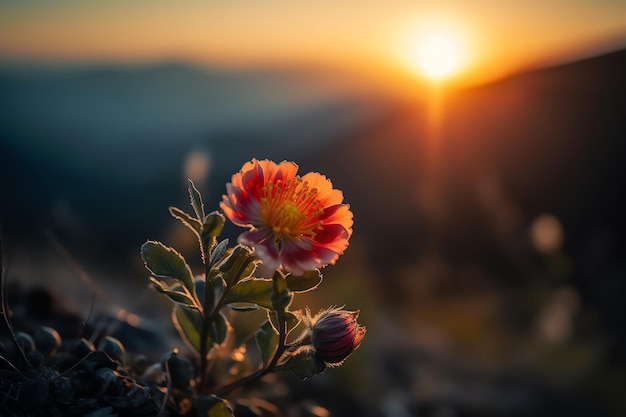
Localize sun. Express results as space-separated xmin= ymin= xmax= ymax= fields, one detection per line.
xmin=416 ymin=34 xmax=459 ymax=79
xmin=402 ymin=27 xmax=465 ymax=82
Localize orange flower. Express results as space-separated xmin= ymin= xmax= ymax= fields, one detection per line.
xmin=220 ymin=159 xmax=353 ymax=275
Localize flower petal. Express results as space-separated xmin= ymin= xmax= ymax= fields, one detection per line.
xmin=238 ymin=229 xmax=281 ymax=271
xmin=222 ymin=159 xmax=353 ymax=274
xmin=301 ymin=172 xmax=344 ymax=206
xmin=221 ymin=183 xmax=263 ymax=226
xmin=280 ymin=239 xmax=321 ymax=275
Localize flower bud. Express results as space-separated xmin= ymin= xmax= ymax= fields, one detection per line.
xmin=310 ymin=308 xmax=365 ymax=366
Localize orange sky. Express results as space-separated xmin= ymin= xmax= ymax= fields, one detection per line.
xmin=1 ymin=1 xmax=625 ymax=85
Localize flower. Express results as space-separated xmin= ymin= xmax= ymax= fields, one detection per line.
xmin=308 ymin=307 xmax=365 ymax=366
xmin=220 ymin=159 xmax=353 ymax=275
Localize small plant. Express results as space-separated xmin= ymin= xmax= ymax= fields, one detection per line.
xmin=142 ymin=159 xmax=365 ymax=415
xmin=0 ymin=159 xmax=364 ymax=417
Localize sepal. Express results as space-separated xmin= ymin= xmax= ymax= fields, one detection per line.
xmin=282 ymin=349 xmax=326 ymax=380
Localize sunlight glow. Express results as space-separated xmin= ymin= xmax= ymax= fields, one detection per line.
xmin=397 ymin=19 xmax=470 ymax=83
xmin=416 ymin=34 xmax=459 ymax=79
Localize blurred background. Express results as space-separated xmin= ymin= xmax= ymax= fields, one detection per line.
xmin=1 ymin=1 xmax=626 ymax=416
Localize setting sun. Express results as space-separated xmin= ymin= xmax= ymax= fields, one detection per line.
xmin=416 ymin=34 xmax=460 ymax=80
xmin=396 ymin=20 xmax=469 ymax=83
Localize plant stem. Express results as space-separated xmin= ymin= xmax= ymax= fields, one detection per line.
xmin=199 ymin=254 xmax=254 ymax=392
xmin=215 ymin=310 xmax=286 ymax=396
xmin=268 ymin=310 xmax=287 ymax=370
xmin=198 ymin=243 xmax=212 ymax=392
xmin=206 ymin=257 xmax=253 ymax=323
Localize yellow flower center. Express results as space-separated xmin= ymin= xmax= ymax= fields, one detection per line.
xmin=259 ymin=177 xmax=323 ymax=241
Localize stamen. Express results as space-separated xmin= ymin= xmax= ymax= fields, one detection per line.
xmin=260 ymin=176 xmax=323 ymax=240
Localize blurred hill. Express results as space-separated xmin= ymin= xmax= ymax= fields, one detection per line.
xmin=0 ymin=61 xmax=390 ymax=254
xmin=304 ymin=47 xmax=626 ymax=252
xmin=298 ymin=48 xmax=626 ymax=416
xmin=301 ymin=47 xmax=626 ymax=350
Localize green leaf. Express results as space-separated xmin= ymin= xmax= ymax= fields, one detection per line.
xmin=188 ymin=179 xmax=205 ymax=221
xmin=141 ymin=241 xmax=195 ymax=295
xmin=150 ymin=278 xmax=199 ymax=309
xmin=162 ymin=350 xmax=196 ymax=390
xmin=224 ymin=278 xmax=273 ymax=309
xmin=218 ymin=245 xmax=258 ymax=286
xmin=227 ymin=304 xmax=261 ymax=312
xmin=286 ymin=270 xmax=323 ymax=293
xmin=202 ymin=211 xmax=225 ymax=239
xmin=283 ymin=349 xmax=326 ymax=380
xmin=169 ymin=206 xmax=202 ymax=237
xmin=268 ymin=310 xmax=301 ymax=338
xmin=195 ymin=395 xmax=234 ymax=417
xmin=194 ymin=275 xmax=226 ymax=312
xmin=210 ymin=239 xmax=229 ymax=268
xmin=255 ymin=320 xmax=279 ymax=366
xmin=271 ymin=272 xmax=292 ymax=311
xmin=172 ymin=305 xmax=230 ymax=353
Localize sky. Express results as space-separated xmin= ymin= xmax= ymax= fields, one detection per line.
xmin=1 ymin=1 xmax=626 ymax=84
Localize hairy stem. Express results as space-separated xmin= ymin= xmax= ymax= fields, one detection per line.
xmin=215 ymin=309 xmax=286 ymax=396
xmin=207 ymin=257 xmax=253 ymax=323
xmin=199 ymin=255 xmax=254 ymax=392
xmin=268 ymin=310 xmax=287 ymax=370
xmin=198 ymin=243 xmax=212 ymax=392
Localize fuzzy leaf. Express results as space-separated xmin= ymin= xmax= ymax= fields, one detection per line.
xmin=255 ymin=320 xmax=278 ymax=366
xmin=150 ymin=278 xmax=198 ymax=309
xmin=271 ymin=272 xmax=292 ymax=311
xmin=268 ymin=310 xmax=301 ymax=338
xmin=172 ymin=305 xmax=229 ymax=353
xmin=194 ymin=275 xmax=226 ymax=312
xmin=286 ymin=270 xmax=323 ymax=293
xmin=283 ymin=349 xmax=326 ymax=380
xmin=210 ymin=239 xmax=229 ymax=268
xmin=195 ymin=395 xmax=234 ymax=417
xmin=141 ymin=241 xmax=195 ymax=295
xmin=227 ymin=304 xmax=261 ymax=312
xmin=218 ymin=245 xmax=258 ymax=286
xmin=169 ymin=206 xmax=202 ymax=236
xmin=202 ymin=211 xmax=225 ymax=239
xmin=188 ymin=180 xmax=205 ymax=221
xmin=224 ymin=278 xmax=273 ymax=309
